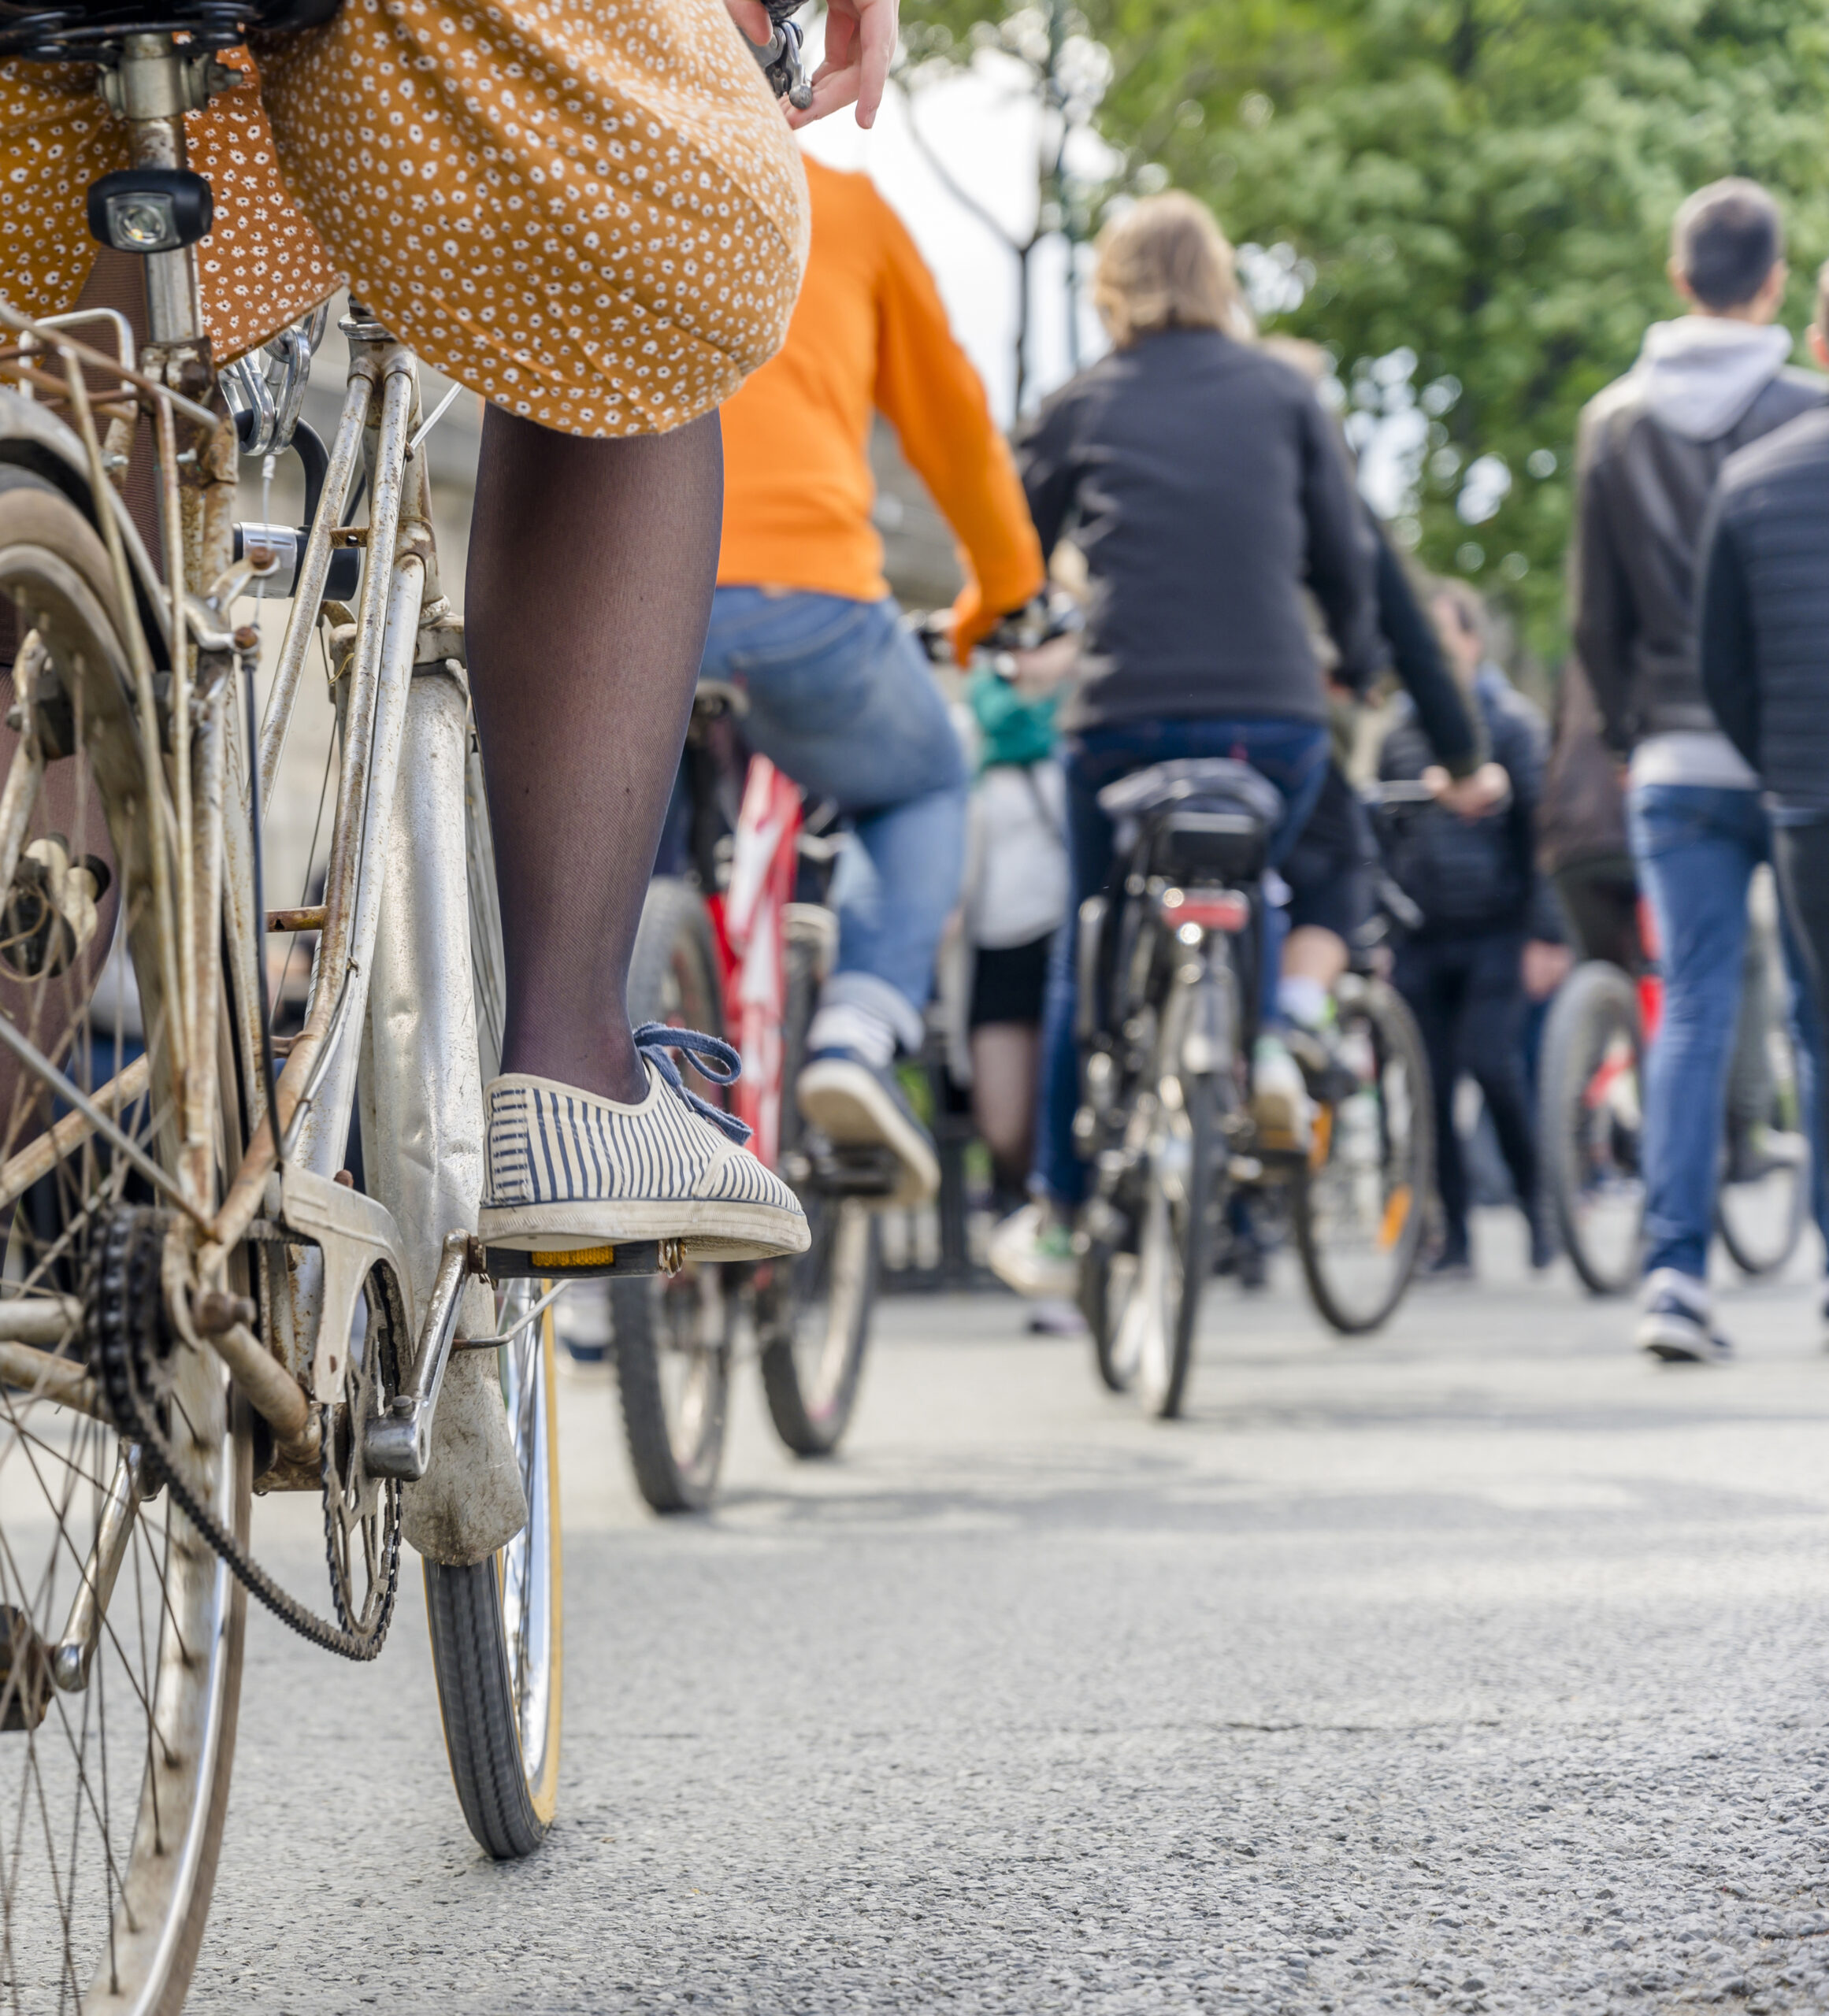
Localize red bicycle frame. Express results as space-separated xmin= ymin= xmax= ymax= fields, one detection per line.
xmin=704 ymin=755 xmax=803 ymax=1171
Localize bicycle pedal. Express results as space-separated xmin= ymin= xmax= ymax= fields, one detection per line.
xmin=486 ymin=1240 xmax=662 ymax=1280
xmin=808 ymin=1145 xmax=900 ymax=1198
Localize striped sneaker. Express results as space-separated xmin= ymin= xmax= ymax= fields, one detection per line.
xmin=477 ymin=1025 xmax=809 ymax=1264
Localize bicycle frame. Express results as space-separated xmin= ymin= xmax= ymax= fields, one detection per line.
xmin=0 ymin=31 xmax=521 ymax=1551
xmin=707 ymin=754 xmax=802 ymax=1171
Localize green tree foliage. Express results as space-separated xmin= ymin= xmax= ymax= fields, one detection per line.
xmin=903 ymin=0 xmax=1829 ymax=650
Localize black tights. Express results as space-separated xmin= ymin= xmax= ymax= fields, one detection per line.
xmin=465 ymin=405 xmax=721 ymax=1104
xmin=78 ymin=256 xmax=718 ymax=1108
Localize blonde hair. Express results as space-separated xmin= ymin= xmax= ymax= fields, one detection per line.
xmin=1093 ymin=193 xmax=1237 ymax=348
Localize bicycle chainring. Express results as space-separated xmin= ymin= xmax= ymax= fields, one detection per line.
xmin=318 ymin=1272 xmax=403 ymax=1643
xmin=86 ymin=1203 xmax=400 ymax=1662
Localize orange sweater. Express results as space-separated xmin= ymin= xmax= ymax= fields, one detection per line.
xmin=717 ymin=157 xmax=1044 ymax=652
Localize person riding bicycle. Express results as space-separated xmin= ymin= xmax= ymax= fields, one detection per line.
xmin=1572 ymin=175 xmax=1828 ymax=1360
xmin=699 ymin=153 xmax=1044 ymax=1206
xmin=0 ymin=0 xmax=898 ymax=1266
xmin=985 ymin=191 xmax=1385 ymax=1299
xmin=1378 ymin=580 xmax=1564 ymax=1279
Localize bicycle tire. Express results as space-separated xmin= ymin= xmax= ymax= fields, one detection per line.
xmin=1295 ymin=978 xmax=1433 ymax=1336
xmin=1715 ymin=994 xmax=1809 ymax=1277
xmin=1081 ymin=1240 xmax=1140 ymax=1393
xmin=421 ymin=1312 xmax=562 ymax=1860
xmin=759 ymin=933 xmax=878 ymax=1455
xmin=0 ymin=464 xmax=250 ymax=2011
xmin=1137 ymin=1065 xmax=1218 ymax=1418
xmin=610 ymin=877 xmax=732 ymax=1510
xmin=1539 ymin=960 xmax=1645 ymax=1296
xmin=425 ymin=743 xmax=562 ymax=1858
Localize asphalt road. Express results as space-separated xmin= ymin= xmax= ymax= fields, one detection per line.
xmin=187 ymin=1215 xmax=1829 ymax=2014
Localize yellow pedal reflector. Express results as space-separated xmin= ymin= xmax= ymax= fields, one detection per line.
xmin=1378 ymin=1187 xmax=1411 ymax=1251
xmin=1308 ymin=1104 xmax=1334 ymax=1172
xmin=532 ymin=1244 xmax=614 ymax=1269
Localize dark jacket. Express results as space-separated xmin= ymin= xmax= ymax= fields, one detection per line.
xmin=1537 ymin=658 xmax=1629 ymax=876
xmin=1697 ymin=405 xmax=1829 ymax=814
xmin=1378 ymin=666 xmax=1560 ymax=940
xmin=1572 ymin=330 xmax=1822 ymax=755
xmin=1015 ymin=328 xmax=1381 ymax=733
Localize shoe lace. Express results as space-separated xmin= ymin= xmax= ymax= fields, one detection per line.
xmin=632 ymin=1021 xmax=752 ymax=1146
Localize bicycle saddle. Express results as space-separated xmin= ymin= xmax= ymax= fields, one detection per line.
xmin=0 ymin=0 xmax=340 ymax=59
xmin=1098 ymin=758 xmax=1282 ymax=828
xmin=1100 ymin=758 xmax=1283 ymax=886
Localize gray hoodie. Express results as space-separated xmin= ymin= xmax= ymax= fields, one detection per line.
xmin=1573 ymin=316 xmax=1823 ymax=786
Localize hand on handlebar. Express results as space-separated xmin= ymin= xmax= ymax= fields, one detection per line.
xmin=785 ymin=0 xmax=898 ymax=128
xmin=1001 ymin=631 xmax=1081 ymax=695
xmin=1425 ymin=761 xmax=1511 ymax=820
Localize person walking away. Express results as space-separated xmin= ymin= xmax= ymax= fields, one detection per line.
xmin=1573 ymin=176 xmax=1827 ymax=1359
xmin=1695 ymin=254 xmax=1829 ymax=1342
xmin=707 ymin=156 xmax=1045 ymax=1206
xmin=987 ymin=191 xmax=1383 ymax=1296
xmin=1380 ymin=584 xmax=1563 ymax=1277
xmin=959 ymin=665 xmax=1070 ymax=1213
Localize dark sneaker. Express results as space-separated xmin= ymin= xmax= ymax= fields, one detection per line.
xmin=1527 ymin=1206 xmax=1559 ymax=1272
xmin=1419 ymin=1247 xmax=1474 ymax=1284
xmin=1636 ymin=1268 xmax=1731 ymax=1362
xmin=796 ymin=1049 xmax=940 ymax=1206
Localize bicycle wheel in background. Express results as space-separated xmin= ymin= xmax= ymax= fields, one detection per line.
xmin=1081 ymin=1240 xmax=1141 ymax=1392
xmin=610 ymin=877 xmax=733 ymax=1510
xmin=1716 ymin=1006 xmax=1809 ymax=1277
xmin=759 ymin=928 xmax=878 ymax=1456
xmin=1539 ymin=960 xmax=1645 ymax=1295
xmin=0 ymin=465 xmax=250 ymax=2010
xmin=424 ymin=743 xmax=562 ymax=1858
xmin=1295 ymin=976 xmax=1432 ymax=1335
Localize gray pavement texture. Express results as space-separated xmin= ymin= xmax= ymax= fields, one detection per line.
xmin=187 ymin=1216 xmax=1829 ymax=2015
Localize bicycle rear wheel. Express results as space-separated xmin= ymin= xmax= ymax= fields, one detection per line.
xmin=610 ymin=878 xmax=732 ymax=1510
xmin=1539 ymin=960 xmax=1645 ymax=1295
xmin=758 ymin=930 xmax=877 ymax=1456
xmin=422 ymin=1285 xmax=562 ymax=1859
xmin=0 ymin=464 xmax=250 ymax=2010
xmin=1295 ymin=977 xmax=1431 ymax=1335
xmin=424 ymin=740 xmax=562 ymax=1858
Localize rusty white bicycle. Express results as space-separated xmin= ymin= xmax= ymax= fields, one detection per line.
xmin=0 ymin=1 xmax=760 ymax=2003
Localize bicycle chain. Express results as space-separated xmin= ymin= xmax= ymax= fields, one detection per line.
xmin=86 ymin=1206 xmax=400 ymax=1664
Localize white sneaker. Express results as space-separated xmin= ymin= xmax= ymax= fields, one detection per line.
xmin=478 ymin=1028 xmax=809 ymax=1265
xmin=1251 ymin=1034 xmax=1313 ymax=1154
xmin=987 ymin=1201 xmax=1078 ymax=1300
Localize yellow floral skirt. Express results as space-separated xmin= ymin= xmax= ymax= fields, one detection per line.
xmin=0 ymin=0 xmax=808 ymax=435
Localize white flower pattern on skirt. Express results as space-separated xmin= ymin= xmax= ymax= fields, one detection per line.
xmin=0 ymin=0 xmax=807 ymax=437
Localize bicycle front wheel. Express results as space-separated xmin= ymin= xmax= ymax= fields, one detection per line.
xmin=1295 ymin=977 xmax=1432 ymax=1335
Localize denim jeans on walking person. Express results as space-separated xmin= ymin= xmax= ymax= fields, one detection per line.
xmin=698 ymin=589 xmax=968 ymax=1053
xmin=1627 ymin=782 xmax=1829 ymax=1283
xmin=1035 ymin=717 xmax=1331 ymax=1210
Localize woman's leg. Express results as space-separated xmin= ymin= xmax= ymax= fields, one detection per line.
xmin=970 ymin=1021 xmax=1041 ymax=1188
xmin=466 ymin=406 xmax=722 ymax=1104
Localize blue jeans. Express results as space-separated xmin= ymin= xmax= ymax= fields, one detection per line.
xmin=1035 ymin=717 xmax=1331 ymax=1208
xmin=698 ymin=590 xmax=968 ymax=1051
xmin=1627 ymin=783 xmax=1829 ymax=1281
